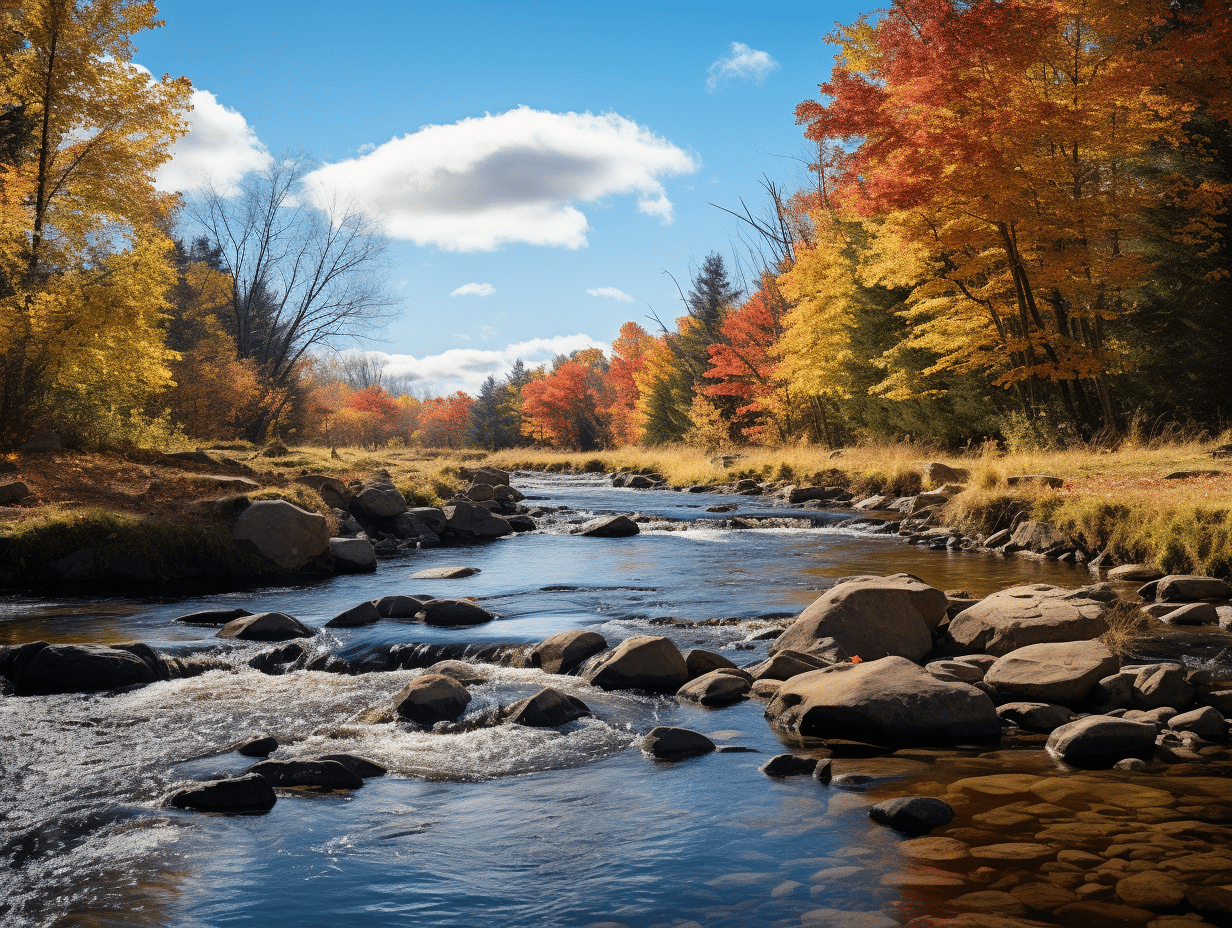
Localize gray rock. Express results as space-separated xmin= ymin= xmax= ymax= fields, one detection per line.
xmin=442 ymin=500 xmax=513 ymax=539
xmin=410 ymin=566 xmax=479 ymax=579
xmin=426 ymin=659 xmax=488 ymax=686
xmin=4 ymin=642 xmax=159 ymax=695
xmin=231 ymin=500 xmax=332 ymax=571
xmin=1169 ymin=707 xmax=1226 ymax=740
xmin=748 ymin=649 xmax=832 ymax=681
xmin=354 ymin=486 xmax=408 ymax=519
xmin=684 ymin=648 xmax=737 ymax=679
xmin=1046 ymin=716 xmax=1158 ymax=762
xmin=324 ymin=601 xmax=383 ymax=628
xmin=329 ymin=537 xmax=377 ymax=573
xmin=945 ymin=584 xmax=1108 ymax=656
xmin=250 ymin=759 xmax=364 ymax=790
xmin=294 ymin=474 xmax=350 ymax=510
xmin=1157 ymin=575 xmax=1232 ymax=602
xmin=373 ymin=594 xmax=433 ymax=618
xmin=984 ymin=640 xmax=1119 ymax=705
xmin=392 ymin=512 xmax=439 ymax=543
xmin=393 ymin=673 xmax=472 ymax=725
xmin=418 ymin=599 xmax=496 ymax=627
xmin=247 ymin=642 xmax=306 ymax=674
xmin=676 ymin=670 xmax=751 ymax=706
xmin=996 ymin=702 xmax=1076 ymax=733
xmin=926 ymin=660 xmax=986 ymax=684
xmin=1132 ymin=662 xmax=1193 ymax=710
xmin=216 ymin=612 xmax=314 ymax=642
xmin=575 ymin=515 xmax=639 ymax=537
xmin=869 ymin=797 xmax=955 ymax=834
xmin=168 ymin=773 xmax=276 ymax=812
xmin=1107 ymin=564 xmax=1163 ymax=582
xmin=764 ymin=656 xmax=1000 ymax=745
xmin=405 ymin=508 xmax=447 ymax=534
xmin=530 ymin=630 xmax=608 ymax=675
xmin=460 ymin=466 xmax=510 ymax=487
xmin=235 ymin=735 xmax=278 ymax=757
xmin=759 ymin=754 xmax=818 ymax=778
xmin=771 ymin=574 xmax=948 ymax=663
xmin=641 ymin=726 xmax=715 ymax=759
xmin=585 ymin=635 xmax=689 ymax=692
xmin=318 ymin=754 xmax=386 ymax=778
xmin=1006 ymin=520 xmax=1070 ymax=553
xmin=1158 ymin=602 xmax=1219 ymax=625
xmin=786 ymin=486 xmax=845 ymax=504
xmin=506 ymin=687 xmax=591 ymax=727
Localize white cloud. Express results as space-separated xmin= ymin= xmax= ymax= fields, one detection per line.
xmin=451 ymin=282 xmax=496 ymax=297
xmin=587 ymin=287 xmax=634 ymax=303
xmin=706 ymin=42 xmax=780 ymax=92
xmin=300 ymin=106 xmax=699 ymax=252
xmin=155 ymin=88 xmax=271 ymax=195
xmin=377 ymin=333 xmax=610 ymax=395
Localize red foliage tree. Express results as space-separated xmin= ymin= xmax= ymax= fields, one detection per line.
xmin=521 ymin=359 xmax=612 ymax=450
xmin=417 ymin=392 xmax=474 ymax=449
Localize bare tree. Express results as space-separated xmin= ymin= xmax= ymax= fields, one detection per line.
xmin=336 ymin=350 xmax=387 ymax=390
xmin=190 ymin=159 xmax=393 ymax=439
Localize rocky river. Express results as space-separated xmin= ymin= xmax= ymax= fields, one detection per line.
xmin=1 ymin=472 xmax=1230 ymax=928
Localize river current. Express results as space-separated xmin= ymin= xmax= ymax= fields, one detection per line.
xmin=0 ymin=474 xmax=1215 ymax=928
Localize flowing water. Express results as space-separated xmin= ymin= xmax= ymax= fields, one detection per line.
xmin=1 ymin=475 xmax=1228 ymax=928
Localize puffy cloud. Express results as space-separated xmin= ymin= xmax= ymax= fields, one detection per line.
xmin=706 ymin=42 xmax=780 ymax=92
xmin=587 ymin=287 xmax=634 ymax=302
xmin=155 ymin=88 xmax=271 ymax=195
xmin=451 ymin=282 xmax=496 ymax=297
xmin=300 ymin=107 xmax=699 ymax=252
xmin=377 ymin=333 xmax=609 ymax=395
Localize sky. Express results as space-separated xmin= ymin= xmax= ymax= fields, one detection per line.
xmin=136 ymin=0 xmax=864 ymax=396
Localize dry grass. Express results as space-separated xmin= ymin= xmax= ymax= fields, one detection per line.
xmin=1099 ymin=599 xmax=1156 ymax=657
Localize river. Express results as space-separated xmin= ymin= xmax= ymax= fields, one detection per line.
xmin=1 ymin=474 xmax=1227 ymax=927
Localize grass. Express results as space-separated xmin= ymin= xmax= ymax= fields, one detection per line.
xmin=1099 ymin=598 xmax=1157 ymax=657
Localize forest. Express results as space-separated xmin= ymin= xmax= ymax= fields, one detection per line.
xmin=1 ymin=0 xmax=1229 ymax=455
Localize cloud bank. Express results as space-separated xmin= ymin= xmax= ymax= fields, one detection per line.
xmin=301 ymin=106 xmax=699 ymax=251
xmin=706 ymin=42 xmax=780 ymax=91
xmin=587 ymin=287 xmax=634 ymax=302
xmin=451 ymin=282 xmax=496 ymax=297
xmin=155 ymin=88 xmax=272 ymax=195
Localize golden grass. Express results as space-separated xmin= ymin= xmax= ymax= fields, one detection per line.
xmin=1099 ymin=598 xmax=1157 ymax=657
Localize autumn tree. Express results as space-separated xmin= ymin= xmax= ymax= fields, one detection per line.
xmin=417 ymin=392 xmax=473 ymax=449
xmin=521 ymin=355 xmax=613 ymax=450
xmin=606 ymin=322 xmax=655 ymax=445
xmin=0 ymin=0 xmax=191 ymax=445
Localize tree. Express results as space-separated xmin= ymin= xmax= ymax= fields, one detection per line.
xmin=521 ymin=356 xmax=612 ymax=450
xmin=189 ymin=159 xmax=391 ymax=441
xmin=417 ymin=392 xmax=473 ymax=449
xmin=606 ymin=322 xmax=655 ymax=445
xmin=0 ymin=0 xmax=191 ymax=445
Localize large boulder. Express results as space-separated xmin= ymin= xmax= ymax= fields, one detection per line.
xmin=418 ymin=599 xmax=496 ymax=627
xmin=506 ymin=687 xmax=591 ymax=727
xmin=1005 ymin=520 xmax=1069 ymax=553
xmin=945 ymin=585 xmax=1108 ymax=656
xmin=231 ymin=500 xmax=331 ymax=571
xmin=585 ymin=636 xmax=689 ymax=692
xmin=328 ymin=537 xmax=376 ymax=573
xmin=771 ymin=574 xmax=948 ymax=663
xmin=530 ymin=630 xmax=607 ymax=675
xmin=684 ymin=648 xmax=737 ymax=679
xmin=393 ymin=512 xmax=440 ymax=544
xmin=393 ymin=673 xmax=472 ymax=725
xmin=2 ymin=641 xmax=160 ymax=695
xmin=1046 ymin=716 xmax=1159 ymax=763
xmin=354 ymin=485 xmax=408 ymax=519
xmin=764 ymin=656 xmax=1000 ymax=745
xmin=324 ymin=601 xmax=383 ymax=628
xmin=461 ymin=466 xmax=510 ymax=487
xmin=168 ymin=773 xmax=277 ymax=813
xmin=373 ymin=594 xmax=433 ymax=618
xmin=216 ymin=612 xmax=314 ymax=641
xmin=1156 ymin=575 xmax=1232 ymax=602
xmin=676 ymin=669 xmax=751 ymax=706
xmin=442 ymin=500 xmax=513 ymax=540
xmin=983 ymin=640 xmax=1119 ymax=705
xmin=748 ymin=649 xmax=832 ymax=681
xmin=1131 ymin=662 xmax=1194 ymax=710
xmin=575 ymin=515 xmax=639 ymax=537
xmin=406 ymin=507 xmax=447 ymax=534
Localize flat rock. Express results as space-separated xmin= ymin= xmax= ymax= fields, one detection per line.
xmin=946 ymin=584 xmax=1108 ymax=656
xmin=641 ymin=726 xmax=715 ymax=759
xmin=869 ymin=797 xmax=955 ymax=834
xmin=249 ymin=759 xmax=364 ymax=790
xmin=759 ymin=753 xmax=818 ymax=777
xmin=771 ymin=574 xmax=948 ymax=662
xmin=324 ymin=601 xmax=383 ymax=628
xmin=418 ymin=599 xmax=496 ymax=627
xmin=676 ymin=669 xmax=751 ymax=706
xmin=1046 ymin=716 xmax=1158 ymax=763
xmin=764 ymin=655 xmax=1000 ymax=745
xmin=530 ymin=630 xmax=608 ymax=675
xmin=969 ymin=843 xmax=1057 ymax=863
xmin=997 ymin=702 xmax=1075 ymax=733
xmin=216 ymin=612 xmax=314 ymax=642
xmin=1157 ymin=575 xmax=1232 ymax=602
xmin=411 ymin=566 xmax=480 ymax=579
xmin=575 ymin=515 xmax=639 ymax=537
xmin=1158 ymin=601 xmax=1219 ymax=625
xmin=1107 ymin=564 xmax=1163 ymax=582
xmin=585 ymin=636 xmax=689 ymax=692
xmin=393 ymin=673 xmax=472 ymax=726
xmin=506 ymin=687 xmax=591 ymax=727
xmin=168 ymin=773 xmax=276 ymax=813
xmin=173 ymin=607 xmax=253 ymax=626
xmin=984 ymin=639 xmax=1119 ymax=705
xmin=231 ymin=500 xmax=331 ymax=571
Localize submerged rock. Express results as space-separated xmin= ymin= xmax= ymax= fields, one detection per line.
xmin=250 ymin=759 xmax=364 ymax=790
xmin=641 ymin=726 xmax=715 ymax=759
xmin=168 ymin=773 xmax=276 ymax=813
xmin=411 ymin=566 xmax=480 ymax=579
xmin=216 ymin=612 xmax=314 ymax=641
xmin=869 ymin=797 xmax=955 ymax=834
xmin=759 ymin=754 xmax=818 ymax=778
xmin=506 ymin=687 xmax=591 ymax=727
xmin=393 ymin=673 xmax=472 ymax=726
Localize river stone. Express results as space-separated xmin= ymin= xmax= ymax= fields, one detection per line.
xmin=997 ymin=702 xmax=1075 ymax=733
xmin=5 ymin=642 xmax=160 ymax=695
xmin=585 ymin=635 xmax=689 ymax=692
xmin=869 ymin=797 xmax=955 ymax=834
xmin=411 ymin=566 xmax=479 ymax=579
xmin=231 ymin=500 xmax=331 ymax=571
xmin=764 ymin=655 xmax=1000 ymax=745
xmin=462 ymin=482 xmax=495 ymax=502
xmin=759 ymin=753 xmax=818 ymax=777
xmin=530 ymin=630 xmax=607 ymax=675
xmin=945 ymin=585 xmax=1108 ymax=656
xmin=461 ymin=466 xmax=510 ymax=487
xmin=1115 ymin=871 xmax=1187 ymax=910
xmin=770 ymin=574 xmax=948 ymax=662
xmin=1158 ymin=601 xmax=1219 ymax=625
xmin=1046 ymin=716 xmax=1158 ymax=763
xmin=1169 ymin=706 xmax=1226 ymax=740
xmin=1107 ymin=564 xmax=1163 ymax=582
xmin=748 ymin=649 xmax=832 ymax=681
xmin=1187 ymin=886 xmax=1232 ymax=917
xmin=318 ymin=754 xmax=386 ymax=778
xmin=216 ymin=612 xmax=314 ymax=642
xmin=168 ymin=773 xmax=276 ymax=813
xmin=684 ymin=648 xmax=737 ymax=679
xmin=900 ymin=836 xmax=971 ymax=861
xmin=506 ymin=687 xmax=591 ymax=727
xmin=324 ymin=601 xmax=383 ymax=628
xmin=1053 ymin=902 xmax=1155 ymax=927
xmin=984 ymin=640 xmax=1119 ymax=705
xmin=294 ymin=474 xmax=350 ymax=510
xmin=250 ymin=759 xmax=364 ymax=791
xmin=418 ymin=599 xmax=496 ymax=627
xmin=354 ymin=485 xmax=407 ymax=519
xmin=949 ymin=892 xmax=1028 ymax=916
xmin=373 ymin=594 xmax=433 ymax=618
xmin=392 ymin=512 xmax=439 ymax=543
xmin=393 ymin=673 xmax=472 ymax=725
xmin=173 ymin=607 xmax=253 ymax=625
xmin=442 ymin=500 xmax=513 ymax=539
xmin=426 ymin=660 xmax=488 ymax=685
xmin=329 ymin=537 xmax=376 ymax=573
xmin=236 ymin=735 xmax=278 ymax=757
xmin=1006 ymin=520 xmax=1070 ymax=553
xmin=969 ymin=843 xmax=1057 ymax=863
xmin=404 ymin=507 xmax=446 ymax=534
xmin=1132 ymin=662 xmax=1193 ymax=710
xmin=676 ymin=669 xmax=751 ymax=706
xmin=641 ymin=726 xmax=715 ymax=759
xmin=1157 ymin=575 xmax=1232 ymax=602
xmin=926 ymin=660 xmax=987 ymax=684
xmin=575 ymin=515 xmax=639 ymax=537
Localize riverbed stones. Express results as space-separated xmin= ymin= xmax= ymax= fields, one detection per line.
xmin=574 ymin=515 xmax=639 ymax=537
xmin=250 ymin=759 xmax=364 ymax=791
xmin=506 ymin=687 xmax=591 ymax=727
xmin=1129 ymin=662 xmax=1193 ymax=710
xmin=1107 ymin=564 xmax=1163 ymax=582
xmin=1114 ymin=871 xmax=1187 ymax=910
xmin=354 ymin=485 xmax=408 ymax=519
xmin=417 ymin=598 xmax=496 ymax=627
xmin=771 ymin=574 xmax=948 ymax=662
xmin=441 ymin=500 xmax=513 ymax=539
xmin=393 ymin=673 xmax=472 ymax=725
xmin=324 ymin=601 xmax=383 ymax=628
xmin=231 ymin=500 xmax=332 ymax=571
xmin=2 ymin=641 xmax=160 ymax=695
xmin=676 ymin=669 xmax=751 ymax=706
xmin=983 ymin=640 xmax=1119 ymax=704
xmin=996 ymin=702 xmax=1075 ymax=733
xmin=1046 ymin=716 xmax=1159 ymax=763
xmin=168 ymin=773 xmax=277 ymax=813
xmin=216 ymin=611 xmax=314 ymax=641
xmin=530 ymin=630 xmax=607 ymax=675
xmin=411 ymin=566 xmax=479 ymax=579
xmin=764 ymin=656 xmax=1000 ymax=745
xmin=945 ymin=585 xmax=1108 ymax=656
xmin=1158 ymin=601 xmax=1219 ymax=625
xmin=585 ymin=635 xmax=689 ymax=692
xmin=1156 ymin=575 xmax=1232 ymax=602
xmin=1168 ymin=705 xmax=1226 ymax=740
xmin=641 ymin=726 xmax=715 ymax=759
xmin=869 ymin=797 xmax=955 ymax=834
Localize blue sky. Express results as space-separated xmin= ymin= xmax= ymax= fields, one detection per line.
xmin=138 ymin=0 xmax=862 ymax=395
